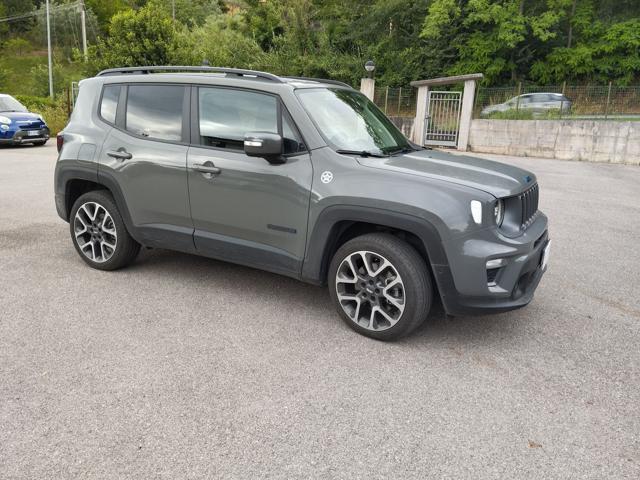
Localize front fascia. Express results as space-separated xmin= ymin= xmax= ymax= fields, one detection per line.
xmin=301 ymin=147 xmax=496 ymax=285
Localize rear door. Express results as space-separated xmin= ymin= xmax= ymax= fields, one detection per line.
xmin=97 ymin=83 xmax=194 ymax=252
xmin=186 ymin=86 xmax=312 ymax=277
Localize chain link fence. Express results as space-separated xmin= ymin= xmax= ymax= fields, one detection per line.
xmin=373 ymin=83 xmax=640 ymax=121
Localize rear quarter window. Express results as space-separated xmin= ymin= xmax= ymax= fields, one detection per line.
xmin=100 ymin=85 xmax=120 ymax=124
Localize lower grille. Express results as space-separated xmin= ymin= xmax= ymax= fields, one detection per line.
xmin=487 ymin=267 xmax=500 ymax=285
xmin=519 ymin=183 xmax=539 ymax=228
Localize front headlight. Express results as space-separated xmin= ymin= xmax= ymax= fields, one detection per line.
xmin=494 ymin=199 xmax=505 ymax=226
xmin=0 ymin=115 xmax=11 ymax=125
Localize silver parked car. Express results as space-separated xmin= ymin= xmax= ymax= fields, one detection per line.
xmin=481 ymin=93 xmax=572 ymax=116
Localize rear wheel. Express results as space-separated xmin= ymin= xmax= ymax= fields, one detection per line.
xmin=328 ymin=233 xmax=432 ymax=340
xmin=69 ymin=190 xmax=140 ymax=271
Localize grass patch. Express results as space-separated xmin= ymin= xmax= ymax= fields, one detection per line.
xmin=0 ymin=50 xmax=85 ymax=97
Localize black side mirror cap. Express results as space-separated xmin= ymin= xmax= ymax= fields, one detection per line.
xmin=244 ymin=132 xmax=285 ymax=164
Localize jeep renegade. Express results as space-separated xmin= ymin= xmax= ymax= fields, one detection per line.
xmin=54 ymin=66 xmax=549 ymax=340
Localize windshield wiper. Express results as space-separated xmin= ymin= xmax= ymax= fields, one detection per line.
xmin=386 ymin=146 xmax=419 ymax=155
xmin=335 ymin=149 xmax=388 ymax=158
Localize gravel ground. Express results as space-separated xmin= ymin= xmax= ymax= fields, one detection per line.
xmin=1 ymin=143 xmax=639 ymax=479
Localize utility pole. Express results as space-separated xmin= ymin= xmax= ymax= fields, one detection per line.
xmin=80 ymin=0 xmax=88 ymax=61
xmin=45 ymin=0 xmax=53 ymax=98
xmin=172 ymin=0 xmax=175 ymax=27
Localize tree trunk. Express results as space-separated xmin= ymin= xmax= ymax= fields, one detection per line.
xmin=567 ymin=0 xmax=577 ymax=48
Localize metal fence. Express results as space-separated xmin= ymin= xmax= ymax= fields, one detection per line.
xmin=373 ymin=83 xmax=640 ymax=121
xmin=474 ymin=84 xmax=640 ymax=119
xmin=373 ymin=87 xmax=418 ymax=117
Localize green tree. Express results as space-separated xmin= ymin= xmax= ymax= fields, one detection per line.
xmin=84 ymin=0 xmax=131 ymax=33
xmin=30 ymin=63 xmax=68 ymax=97
xmin=172 ymin=12 xmax=264 ymax=67
xmin=149 ymin=0 xmax=223 ymax=28
xmin=89 ymin=3 xmax=177 ymax=72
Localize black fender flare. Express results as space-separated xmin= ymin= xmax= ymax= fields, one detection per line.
xmin=55 ymin=164 xmax=139 ymax=243
xmin=301 ymin=205 xmax=450 ymax=285
xmin=54 ymin=161 xmax=98 ymax=221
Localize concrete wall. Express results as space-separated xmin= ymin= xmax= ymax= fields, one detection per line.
xmin=388 ymin=116 xmax=415 ymax=141
xmin=469 ymin=119 xmax=640 ymax=165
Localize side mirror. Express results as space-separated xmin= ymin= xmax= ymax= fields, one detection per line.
xmin=244 ymin=132 xmax=285 ymax=164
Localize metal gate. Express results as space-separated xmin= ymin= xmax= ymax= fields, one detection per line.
xmin=424 ymin=91 xmax=462 ymax=147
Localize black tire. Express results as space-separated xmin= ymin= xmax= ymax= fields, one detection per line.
xmin=33 ymin=140 xmax=47 ymax=146
xmin=328 ymin=233 xmax=433 ymax=341
xmin=69 ymin=190 xmax=140 ymax=271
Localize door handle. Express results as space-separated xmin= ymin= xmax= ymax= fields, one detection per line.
xmin=107 ymin=148 xmax=132 ymax=160
xmin=193 ymin=162 xmax=221 ymax=175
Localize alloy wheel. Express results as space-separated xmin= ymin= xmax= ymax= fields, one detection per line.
xmin=335 ymin=250 xmax=406 ymax=331
xmin=73 ymin=201 xmax=117 ymax=263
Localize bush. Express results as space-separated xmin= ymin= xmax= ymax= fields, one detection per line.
xmin=15 ymin=95 xmax=69 ymax=135
xmin=483 ymin=109 xmax=567 ymax=120
xmin=3 ymin=37 xmax=31 ymax=56
xmin=0 ymin=66 xmax=11 ymax=89
xmin=485 ymin=109 xmax=535 ymax=120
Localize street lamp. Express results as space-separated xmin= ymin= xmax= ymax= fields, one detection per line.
xmin=364 ymin=60 xmax=375 ymax=78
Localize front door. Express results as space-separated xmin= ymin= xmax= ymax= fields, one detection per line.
xmin=187 ymin=86 xmax=312 ymax=278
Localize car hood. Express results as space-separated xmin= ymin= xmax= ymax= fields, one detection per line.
xmin=357 ymin=149 xmax=536 ymax=198
xmin=0 ymin=111 xmax=46 ymax=125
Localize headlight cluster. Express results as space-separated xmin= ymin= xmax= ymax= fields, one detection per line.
xmin=0 ymin=115 xmax=12 ymax=125
xmin=470 ymin=199 xmax=505 ymax=227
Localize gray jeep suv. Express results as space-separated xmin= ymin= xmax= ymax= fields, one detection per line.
xmin=54 ymin=66 xmax=549 ymax=340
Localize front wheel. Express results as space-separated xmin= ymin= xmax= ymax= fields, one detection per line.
xmin=328 ymin=233 xmax=433 ymax=340
xmin=69 ymin=190 xmax=140 ymax=271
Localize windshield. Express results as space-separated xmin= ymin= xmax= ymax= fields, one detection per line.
xmin=296 ymin=88 xmax=411 ymax=155
xmin=0 ymin=95 xmax=27 ymax=113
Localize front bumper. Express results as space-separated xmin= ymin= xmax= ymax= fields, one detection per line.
xmin=436 ymin=214 xmax=549 ymax=316
xmin=0 ymin=127 xmax=50 ymax=144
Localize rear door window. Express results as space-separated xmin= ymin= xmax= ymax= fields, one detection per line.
xmin=125 ymin=85 xmax=185 ymax=141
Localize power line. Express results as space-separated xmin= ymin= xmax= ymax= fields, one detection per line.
xmin=0 ymin=2 xmax=81 ymax=24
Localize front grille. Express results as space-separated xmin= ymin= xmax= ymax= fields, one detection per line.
xmin=519 ymin=183 xmax=539 ymax=228
xmin=18 ymin=122 xmax=44 ymax=131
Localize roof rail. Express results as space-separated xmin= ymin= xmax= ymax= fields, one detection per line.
xmin=96 ymin=66 xmax=285 ymax=83
xmin=283 ymin=76 xmax=352 ymax=88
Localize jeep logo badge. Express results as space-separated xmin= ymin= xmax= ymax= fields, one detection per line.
xmin=321 ymin=171 xmax=334 ymax=184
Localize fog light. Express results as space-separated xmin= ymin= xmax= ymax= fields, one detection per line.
xmin=486 ymin=258 xmax=507 ymax=269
